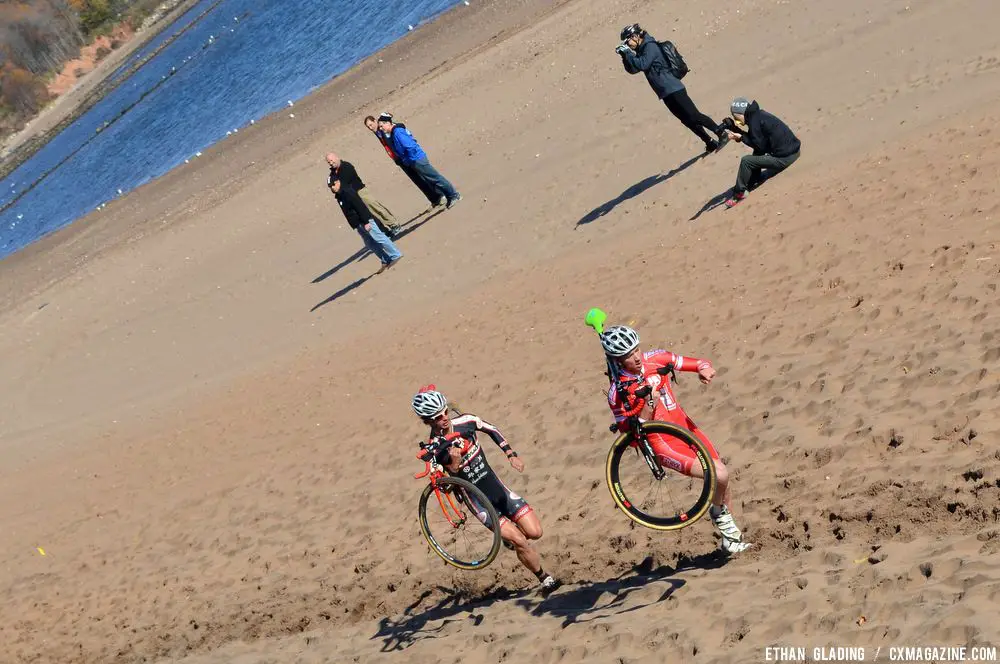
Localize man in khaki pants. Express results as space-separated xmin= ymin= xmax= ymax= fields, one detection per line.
xmin=326 ymin=153 xmax=401 ymax=237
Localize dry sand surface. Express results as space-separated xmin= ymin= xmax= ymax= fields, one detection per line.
xmin=2 ymin=0 xmax=1000 ymax=662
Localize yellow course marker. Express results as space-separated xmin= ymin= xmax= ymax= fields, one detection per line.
xmin=37 ymin=547 xmax=46 ymax=556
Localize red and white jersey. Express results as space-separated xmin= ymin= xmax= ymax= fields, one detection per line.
xmin=606 ymin=349 xmax=712 ymax=428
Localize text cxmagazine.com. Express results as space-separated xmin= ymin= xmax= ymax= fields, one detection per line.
xmin=764 ymin=646 xmax=999 ymax=662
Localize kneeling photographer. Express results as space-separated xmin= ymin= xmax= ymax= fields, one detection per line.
xmin=722 ymin=97 xmax=801 ymax=208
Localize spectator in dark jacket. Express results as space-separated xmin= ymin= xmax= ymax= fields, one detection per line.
xmin=617 ymin=23 xmax=728 ymax=153
xmin=376 ymin=112 xmax=462 ymax=209
xmin=722 ymin=97 xmax=801 ymax=208
xmin=326 ymin=153 xmax=401 ymax=237
xmin=364 ymin=114 xmax=441 ymax=209
xmin=329 ymin=177 xmax=402 ymax=272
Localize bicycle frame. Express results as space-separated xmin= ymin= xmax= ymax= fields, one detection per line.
xmin=414 ymin=448 xmax=469 ymax=529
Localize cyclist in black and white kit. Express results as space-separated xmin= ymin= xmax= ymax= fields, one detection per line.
xmin=412 ymin=385 xmax=558 ymax=593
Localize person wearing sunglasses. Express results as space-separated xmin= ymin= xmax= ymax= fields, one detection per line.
xmin=411 ymin=385 xmax=558 ymax=593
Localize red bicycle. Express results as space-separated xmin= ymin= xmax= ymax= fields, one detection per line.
xmin=414 ymin=434 xmax=502 ymax=570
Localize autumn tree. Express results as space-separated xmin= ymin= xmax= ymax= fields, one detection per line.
xmin=0 ymin=0 xmax=150 ymax=139
xmin=0 ymin=62 xmax=50 ymax=115
xmin=0 ymin=1 xmax=83 ymax=73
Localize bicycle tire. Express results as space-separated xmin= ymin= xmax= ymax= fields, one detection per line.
xmin=605 ymin=420 xmax=716 ymax=531
xmin=418 ymin=476 xmax=503 ymax=570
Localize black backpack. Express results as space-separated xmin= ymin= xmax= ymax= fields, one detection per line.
xmin=657 ymin=40 xmax=689 ymax=79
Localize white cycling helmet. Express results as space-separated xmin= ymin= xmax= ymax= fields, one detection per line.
xmin=601 ymin=325 xmax=640 ymax=357
xmin=412 ymin=386 xmax=448 ymax=418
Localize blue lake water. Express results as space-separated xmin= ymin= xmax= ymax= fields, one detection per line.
xmin=0 ymin=0 xmax=463 ymax=260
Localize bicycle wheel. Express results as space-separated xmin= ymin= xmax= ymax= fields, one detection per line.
xmin=418 ymin=476 xmax=502 ymax=570
xmin=606 ymin=421 xmax=716 ymax=531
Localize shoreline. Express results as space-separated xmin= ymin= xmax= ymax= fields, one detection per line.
xmin=0 ymin=0 xmax=473 ymax=251
xmin=0 ymin=0 xmax=529 ymax=260
xmin=0 ymin=0 xmax=203 ymax=178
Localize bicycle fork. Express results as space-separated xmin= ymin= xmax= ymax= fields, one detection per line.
xmin=434 ymin=485 xmax=468 ymax=528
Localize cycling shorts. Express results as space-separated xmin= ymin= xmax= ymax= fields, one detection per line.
xmin=646 ymin=424 xmax=720 ymax=476
xmin=463 ymin=479 xmax=532 ymax=529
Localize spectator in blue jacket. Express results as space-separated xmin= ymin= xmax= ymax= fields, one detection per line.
xmin=376 ymin=113 xmax=462 ymax=209
xmin=364 ymin=115 xmax=441 ymax=210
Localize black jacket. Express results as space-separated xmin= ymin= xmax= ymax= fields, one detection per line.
xmin=333 ymin=184 xmax=373 ymax=230
xmin=327 ymin=160 xmax=365 ymax=191
xmin=742 ymin=100 xmax=800 ymax=158
xmin=620 ymin=34 xmax=684 ymax=99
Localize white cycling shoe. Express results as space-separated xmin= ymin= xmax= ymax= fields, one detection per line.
xmin=539 ymin=575 xmax=560 ymax=595
xmin=711 ymin=505 xmax=754 ymax=554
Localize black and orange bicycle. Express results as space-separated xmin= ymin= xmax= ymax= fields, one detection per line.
xmin=414 ymin=434 xmax=502 ymax=570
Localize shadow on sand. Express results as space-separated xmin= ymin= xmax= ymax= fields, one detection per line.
xmin=309 ymin=208 xmax=448 ymax=311
xmin=310 ymin=275 xmax=372 ymax=312
xmin=371 ymin=551 xmax=733 ymax=650
xmin=311 ymin=208 xmax=446 ymax=285
xmin=513 ymin=552 xmax=730 ymax=626
xmin=371 ymin=585 xmax=532 ymax=652
xmin=576 ymin=152 xmax=706 ymax=227
xmin=689 ymin=169 xmax=785 ymax=220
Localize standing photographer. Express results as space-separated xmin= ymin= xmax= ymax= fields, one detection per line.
xmin=616 ymin=23 xmax=729 ymax=153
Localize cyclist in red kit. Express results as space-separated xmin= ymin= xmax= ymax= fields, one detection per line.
xmin=601 ymin=325 xmax=752 ymax=554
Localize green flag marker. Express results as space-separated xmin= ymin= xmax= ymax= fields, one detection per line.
xmin=585 ymin=307 xmax=607 ymax=335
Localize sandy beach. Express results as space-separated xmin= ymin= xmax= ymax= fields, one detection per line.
xmin=1 ymin=0 xmax=999 ymax=662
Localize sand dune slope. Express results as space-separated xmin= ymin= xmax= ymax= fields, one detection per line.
xmin=1 ymin=0 xmax=999 ymax=662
